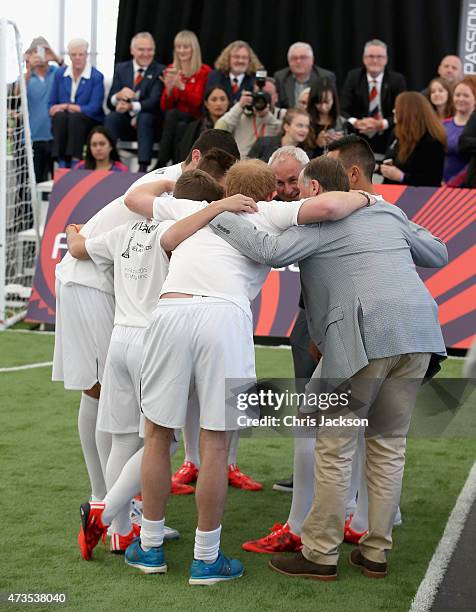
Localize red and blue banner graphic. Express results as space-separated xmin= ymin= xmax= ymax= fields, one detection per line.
xmin=26 ymin=171 xmax=476 ymax=349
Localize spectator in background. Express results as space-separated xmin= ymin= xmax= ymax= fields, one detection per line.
xmin=341 ymin=39 xmax=406 ymax=154
xmin=215 ymin=86 xmax=282 ymax=157
xmin=105 ymin=32 xmax=164 ymax=173
xmin=49 ymin=38 xmax=104 ymax=167
xmin=422 ymin=55 xmax=463 ymax=96
xmin=443 ymin=77 xmax=476 ymax=185
xmin=73 ymin=126 xmax=128 ymax=172
xmin=207 ymin=40 xmax=262 ymax=104
xmin=25 ymin=36 xmax=63 ymax=182
xmin=307 ymin=77 xmax=348 ymax=157
xmin=155 ymin=30 xmax=211 ymax=167
xmin=297 ymin=87 xmax=311 ymax=110
xmin=427 ymin=77 xmax=454 ymax=121
xmin=274 ymin=42 xmax=335 ymax=109
xmin=380 ymin=92 xmax=446 ymax=186
xmin=178 ymin=86 xmax=231 ymax=160
xmin=248 ymin=107 xmax=311 ymax=161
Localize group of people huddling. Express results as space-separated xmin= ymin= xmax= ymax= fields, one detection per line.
xmin=26 ymin=31 xmax=476 ymax=189
xmin=53 ymin=108 xmax=447 ymax=582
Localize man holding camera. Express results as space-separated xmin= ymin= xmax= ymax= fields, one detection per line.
xmin=215 ymin=73 xmax=282 ymax=157
xmin=105 ymin=32 xmax=165 ymax=172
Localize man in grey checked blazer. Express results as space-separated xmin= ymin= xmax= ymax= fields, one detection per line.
xmin=209 ymin=139 xmax=447 ymax=580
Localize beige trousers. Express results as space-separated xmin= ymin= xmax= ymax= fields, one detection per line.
xmin=301 ymin=353 xmax=431 ymax=565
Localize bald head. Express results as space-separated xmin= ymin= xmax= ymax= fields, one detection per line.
xmin=438 ymin=55 xmax=463 ymax=84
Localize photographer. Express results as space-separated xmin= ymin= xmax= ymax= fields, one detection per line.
xmin=215 ymin=73 xmax=282 ymax=157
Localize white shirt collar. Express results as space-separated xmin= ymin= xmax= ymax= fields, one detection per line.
xmin=133 ymin=60 xmax=149 ymax=74
xmin=366 ymin=71 xmax=384 ymax=86
xmin=64 ymin=62 xmax=92 ymax=80
xmin=230 ymin=73 xmax=245 ymax=87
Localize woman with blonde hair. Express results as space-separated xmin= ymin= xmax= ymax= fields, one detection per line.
xmin=248 ymin=107 xmax=311 ymax=161
xmin=206 ymin=40 xmax=264 ymax=104
xmin=380 ymin=91 xmax=446 ymax=186
xmin=156 ymin=30 xmax=211 ymax=166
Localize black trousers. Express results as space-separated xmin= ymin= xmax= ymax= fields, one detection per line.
xmin=105 ymin=110 xmax=158 ymax=164
xmin=51 ymin=111 xmax=99 ymax=160
xmin=32 ymin=140 xmax=53 ymax=182
xmin=156 ymin=109 xmax=194 ymax=165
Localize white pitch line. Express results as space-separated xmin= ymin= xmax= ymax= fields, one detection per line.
xmin=409 ymin=459 xmax=476 ymax=612
xmin=2 ymin=329 xmax=55 ymax=336
xmin=0 ymin=361 xmax=53 ymax=373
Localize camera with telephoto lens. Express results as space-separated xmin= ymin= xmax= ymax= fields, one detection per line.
xmin=244 ymin=70 xmax=271 ymax=114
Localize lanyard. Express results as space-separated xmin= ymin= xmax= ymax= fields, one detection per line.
xmin=252 ymin=116 xmax=266 ymax=140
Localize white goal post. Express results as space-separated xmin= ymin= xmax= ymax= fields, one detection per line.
xmin=0 ymin=18 xmax=40 ymax=329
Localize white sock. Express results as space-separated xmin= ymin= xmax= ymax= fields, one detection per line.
xmin=227 ymin=430 xmax=239 ymax=466
xmin=287 ymin=433 xmax=316 ymax=535
xmin=183 ymin=392 xmax=201 ymax=467
xmin=78 ymin=394 xmax=107 ymax=500
xmin=141 ymin=517 xmax=165 ymax=551
xmin=106 ymin=433 xmax=142 ymax=535
xmin=103 ymin=448 xmax=143 ymax=525
xmin=194 ymin=525 xmax=222 ymax=563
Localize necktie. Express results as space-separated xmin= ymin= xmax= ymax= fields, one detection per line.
xmin=231 ymin=77 xmax=239 ymax=94
xmin=369 ymin=80 xmax=380 ymax=118
xmin=134 ymin=68 xmax=144 ymax=89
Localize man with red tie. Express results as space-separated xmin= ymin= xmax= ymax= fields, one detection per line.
xmin=341 ymin=39 xmax=406 ymax=154
xmin=105 ymin=32 xmax=165 ymax=172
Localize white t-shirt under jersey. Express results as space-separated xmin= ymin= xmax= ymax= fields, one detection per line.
xmin=55 ymin=163 xmax=183 ymax=294
xmin=152 ymin=196 xmax=303 ymax=317
xmin=85 ymin=219 xmax=174 ymax=327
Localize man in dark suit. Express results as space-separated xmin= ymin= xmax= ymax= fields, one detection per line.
xmin=206 ymin=40 xmax=258 ymax=104
xmin=341 ymin=39 xmax=406 ymax=155
xmin=274 ymin=42 xmax=336 ymax=109
xmin=105 ymin=32 xmax=164 ymax=172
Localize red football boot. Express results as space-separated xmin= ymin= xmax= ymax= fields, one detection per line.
xmin=171 ymin=480 xmax=194 ymax=495
xmin=110 ymin=524 xmax=141 ymax=554
xmin=242 ymin=522 xmax=302 ymax=553
xmin=78 ymin=501 xmax=109 ymax=560
xmin=228 ymin=464 xmax=263 ymax=491
xmin=172 ymin=461 xmax=198 ymax=485
xmin=344 ymin=515 xmax=368 ymax=545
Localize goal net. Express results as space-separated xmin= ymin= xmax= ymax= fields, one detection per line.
xmin=0 ymin=18 xmax=40 ymax=328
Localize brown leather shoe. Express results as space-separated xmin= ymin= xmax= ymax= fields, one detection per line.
xmin=269 ymin=551 xmax=337 ymax=581
xmin=348 ymin=548 xmax=387 ymax=578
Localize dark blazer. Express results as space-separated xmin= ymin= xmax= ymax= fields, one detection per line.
xmin=273 ymin=65 xmax=336 ymax=109
xmin=384 ymin=131 xmax=445 ymax=187
xmin=341 ymin=67 xmax=406 ymax=125
xmin=49 ymin=66 xmax=105 ymax=122
xmin=205 ymin=70 xmax=255 ymax=104
xmin=106 ymin=60 xmax=165 ymax=114
xmin=458 ymin=110 xmax=476 ymax=186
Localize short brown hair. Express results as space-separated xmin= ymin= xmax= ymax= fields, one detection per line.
xmin=225 ymin=159 xmax=277 ymax=200
xmin=197 ymin=148 xmax=237 ymax=182
xmin=302 ymin=157 xmax=349 ymax=192
xmin=173 ymin=169 xmax=224 ymax=202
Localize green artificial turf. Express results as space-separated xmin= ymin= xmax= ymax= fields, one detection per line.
xmin=0 ymin=332 xmax=474 ymax=612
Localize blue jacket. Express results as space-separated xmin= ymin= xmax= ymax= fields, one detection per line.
xmin=49 ymin=65 xmax=105 ymax=122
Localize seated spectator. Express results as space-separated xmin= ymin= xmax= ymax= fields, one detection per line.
xmin=422 ymin=55 xmax=463 ymax=96
xmin=274 ymin=42 xmax=336 ymax=108
xmin=307 ymin=77 xmax=349 ymax=157
xmin=155 ymin=30 xmax=211 ymax=167
xmin=380 ymin=92 xmax=446 ymax=186
xmin=206 ymin=40 xmax=263 ymax=104
xmin=73 ymin=126 xmax=128 ymax=172
xmin=178 ymin=86 xmax=231 ymax=160
xmin=214 ymin=86 xmax=282 ymax=157
xmin=25 ymin=36 xmax=63 ymax=182
xmin=49 ymin=38 xmax=104 ymax=167
xmin=341 ymin=39 xmax=406 ymax=154
xmin=427 ymin=77 xmax=454 ymax=121
xmin=248 ymin=107 xmax=310 ymax=162
xmin=105 ymin=32 xmax=164 ymax=173
xmin=297 ymin=87 xmax=310 ymax=110
xmin=443 ymin=77 xmax=476 ymax=185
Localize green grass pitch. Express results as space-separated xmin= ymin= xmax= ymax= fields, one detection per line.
xmin=0 ymin=332 xmax=475 ymax=611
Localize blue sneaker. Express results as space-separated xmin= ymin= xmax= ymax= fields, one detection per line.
xmin=125 ymin=539 xmax=167 ymax=574
xmin=189 ymin=551 xmax=244 ymax=585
